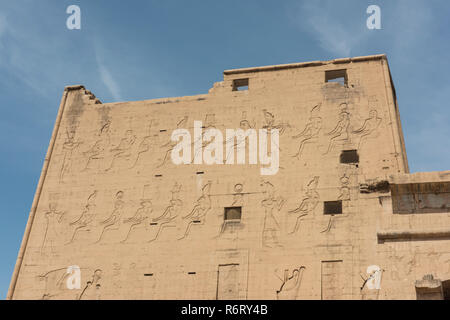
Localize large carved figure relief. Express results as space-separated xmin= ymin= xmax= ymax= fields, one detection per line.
xmin=41 ymin=193 xmax=66 ymax=255
xmin=261 ymin=181 xmax=285 ymax=248
xmin=67 ymin=191 xmax=98 ymax=244
xmin=149 ymin=182 xmax=183 ymax=242
xmin=288 ymin=176 xmax=319 ymax=235
xmin=131 ymin=121 xmax=155 ymax=168
xmin=82 ymin=120 xmax=111 ymax=172
xmin=292 ymin=104 xmax=322 ymax=159
xmin=106 ymin=129 xmax=137 ymax=171
xmin=158 ymin=116 xmax=188 ymax=168
xmin=122 ymin=185 xmax=153 ymax=243
xmin=352 ymin=109 xmax=382 ymax=148
xmin=96 ymin=191 xmax=125 ymax=243
xmin=324 ymin=104 xmax=351 ymax=154
xmin=59 ymin=126 xmax=82 ymax=182
xmin=179 ymin=181 xmax=212 ymax=240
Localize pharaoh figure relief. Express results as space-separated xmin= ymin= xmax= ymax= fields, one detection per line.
xmin=324 ymin=103 xmax=351 ymax=154
xmin=288 ymin=177 xmax=320 ymax=234
xmin=41 ymin=194 xmax=66 ymax=255
xmin=261 ymin=181 xmax=285 ymax=248
xmin=179 ymin=181 xmax=212 ymax=240
xmin=67 ymin=191 xmax=98 ymax=244
xmin=149 ymin=182 xmax=183 ymax=242
xmin=292 ymin=104 xmax=322 ymax=159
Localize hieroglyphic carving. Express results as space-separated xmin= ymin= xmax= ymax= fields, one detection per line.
xmin=292 ymin=104 xmax=322 ymax=159
xmin=96 ymin=191 xmax=125 ymax=243
xmin=122 ymin=185 xmax=152 ymax=243
xmin=324 ymin=104 xmax=350 ymax=154
xmin=41 ymin=193 xmax=65 ymax=254
xmin=179 ymin=181 xmax=212 ymax=240
xmin=67 ymin=191 xmax=97 ymax=244
xmin=60 ymin=126 xmax=82 ymax=182
xmin=261 ymin=181 xmax=285 ymax=248
xmin=106 ymin=130 xmax=136 ymax=171
xmin=158 ymin=116 xmax=188 ymax=168
xmin=78 ymin=269 xmax=102 ymax=300
xmin=275 ymin=266 xmax=305 ymax=300
xmin=353 ymin=110 xmax=382 ymax=148
xmin=82 ymin=120 xmax=111 ymax=171
xmin=149 ymin=183 xmax=183 ymax=242
xmin=338 ymin=173 xmax=351 ymax=201
xmin=232 ymin=183 xmax=244 ymax=207
xmin=288 ymin=177 xmax=319 ymax=234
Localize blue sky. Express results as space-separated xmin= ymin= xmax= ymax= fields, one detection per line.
xmin=0 ymin=0 xmax=449 ymax=299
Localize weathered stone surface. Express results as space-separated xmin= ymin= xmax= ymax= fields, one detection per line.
xmin=8 ymin=54 xmax=450 ymax=300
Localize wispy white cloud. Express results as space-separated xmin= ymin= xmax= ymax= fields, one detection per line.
xmin=289 ymin=1 xmax=367 ymax=58
xmin=94 ymin=46 xmax=122 ymax=102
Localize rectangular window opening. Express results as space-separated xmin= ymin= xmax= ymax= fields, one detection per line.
xmin=144 ymin=273 xmax=154 ymax=277
xmin=324 ymin=201 xmax=343 ymax=215
xmin=224 ymin=207 xmax=242 ymax=221
xmin=325 ymin=69 xmax=348 ymax=86
xmin=232 ymin=78 xmax=249 ymax=91
xmin=340 ymin=150 xmax=359 ymax=164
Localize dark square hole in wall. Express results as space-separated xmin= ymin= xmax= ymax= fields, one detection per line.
xmin=340 ymin=150 xmax=359 ymax=164
xmin=325 ymin=69 xmax=348 ymax=86
xmin=224 ymin=207 xmax=242 ymax=221
xmin=232 ymin=78 xmax=249 ymax=91
xmin=324 ymin=201 xmax=343 ymax=215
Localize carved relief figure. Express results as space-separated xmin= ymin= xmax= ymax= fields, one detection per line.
xmin=149 ymin=183 xmax=183 ymax=242
xmin=288 ymin=177 xmax=319 ymax=234
xmin=292 ymin=104 xmax=322 ymax=159
xmin=276 ymin=266 xmax=306 ymax=300
xmin=192 ymin=114 xmax=216 ymax=162
xmin=262 ymin=109 xmax=289 ymax=135
xmin=41 ymin=201 xmax=65 ymax=254
xmin=261 ymin=181 xmax=285 ymax=248
xmin=60 ymin=127 xmax=82 ymax=182
xmin=131 ymin=121 xmax=154 ymax=168
xmin=158 ymin=116 xmax=188 ymax=167
xmin=324 ymin=108 xmax=350 ymax=154
xmin=122 ymin=187 xmax=153 ymax=243
xmin=179 ymin=181 xmax=212 ymax=240
xmin=225 ymin=113 xmax=255 ymax=163
xmin=39 ymin=268 xmax=75 ymax=300
xmin=106 ymin=129 xmax=137 ymax=171
xmin=352 ymin=110 xmax=382 ymax=148
xmin=96 ymin=191 xmax=125 ymax=243
xmin=67 ymin=191 xmax=97 ymax=244
xmin=82 ymin=120 xmax=111 ymax=171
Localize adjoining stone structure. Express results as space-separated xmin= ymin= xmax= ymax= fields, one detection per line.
xmin=8 ymin=54 xmax=450 ymax=300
